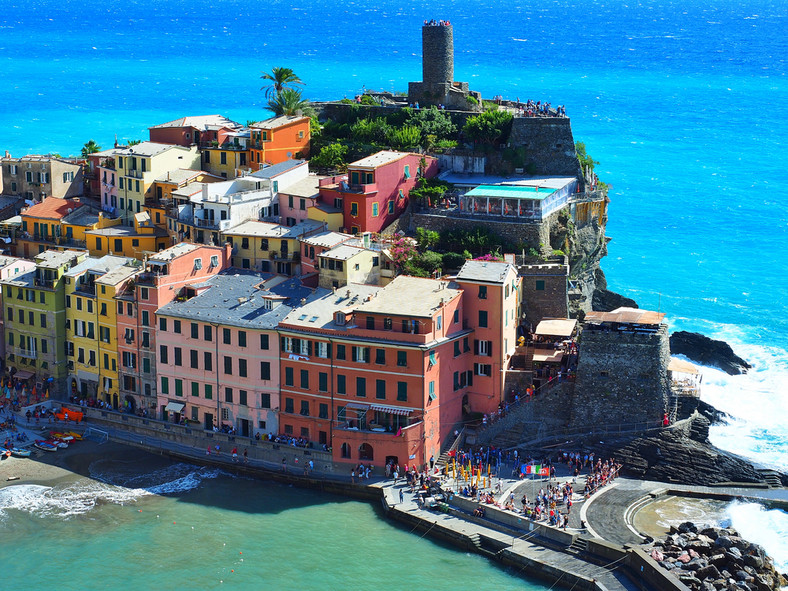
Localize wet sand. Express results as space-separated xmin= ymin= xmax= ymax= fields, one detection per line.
xmin=633 ymin=495 xmax=729 ymax=539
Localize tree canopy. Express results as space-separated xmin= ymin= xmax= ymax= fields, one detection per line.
xmin=267 ymin=88 xmax=313 ymax=117
xmin=81 ymin=140 xmax=101 ymax=157
xmin=260 ymin=67 xmax=304 ymax=99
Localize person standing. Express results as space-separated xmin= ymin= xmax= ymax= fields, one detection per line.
xmin=243 ymin=449 xmax=248 ymax=464
xmin=399 ymin=488 xmax=404 ymax=503
xmin=281 ymin=457 xmax=287 ymax=472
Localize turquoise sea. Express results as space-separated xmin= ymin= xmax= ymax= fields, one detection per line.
xmin=1 ymin=0 xmax=788 ymax=577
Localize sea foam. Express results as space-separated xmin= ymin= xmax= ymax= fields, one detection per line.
xmin=726 ymin=502 xmax=788 ymax=573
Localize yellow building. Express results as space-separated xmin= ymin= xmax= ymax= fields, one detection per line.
xmin=317 ymin=243 xmax=382 ymax=289
xmin=86 ymin=212 xmax=169 ymax=259
xmin=115 ymin=142 xmax=201 ymax=224
xmin=95 ymin=264 xmax=139 ymax=406
xmin=222 ymin=219 xmax=324 ymax=275
xmin=307 ymin=202 xmax=344 ymax=232
xmin=64 ymin=255 xmax=135 ymax=399
xmin=200 ymin=140 xmax=249 ymax=179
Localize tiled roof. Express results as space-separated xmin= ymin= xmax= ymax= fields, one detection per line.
xmin=455 ymin=260 xmax=514 ymax=284
xmin=150 ymin=115 xmax=241 ymax=131
xmin=250 ymin=115 xmax=309 ymax=130
xmin=350 ymin=150 xmax=410 ymax=170
xmin=354 ymin=275 xmax=462 ymax=318
xmin=23 ymin=198 xmax=84 ymax=221
xmin=250 ymin=159 xmax=307 ymax=180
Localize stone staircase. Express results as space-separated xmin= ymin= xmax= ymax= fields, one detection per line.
xmin=757 ymin=469 xmax=784 ymax=488
xmin=567 ymin=536 xmax=588 ymax=556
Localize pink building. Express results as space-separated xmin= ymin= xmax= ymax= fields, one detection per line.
xmin=155 ymin=271 xmax=313 ymax=437
xmin=318 ymin=151 xmax=438 ymax=235
xmin=455 ymin=260 xmax=522 ymax=414
xmin=149 ymin=115 xmax=242 ymax=148
xmin=0 ymin=255 xmax=37 ymax=359
xmin=276 ymin=174 xmax=322 ymax=226
xmin=115 ymin=243 xmax=230 ymax=413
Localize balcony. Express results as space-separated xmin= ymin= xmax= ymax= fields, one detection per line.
xmin=33 ymin=277 xmax=57 ymax=289
xmin=12 ymin=346 xmax=38 ymax=360
xmin=194 ymin=218 xmax=218 ymax=229
xmin=126 ymin=169 xmax=144 ymax=179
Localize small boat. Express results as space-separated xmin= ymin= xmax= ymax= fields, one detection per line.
xmin=10 ymin=448 xmax=31 ymax=458
xmin=52 ymin=440 xmax=68 ymax=449
xmin=65 ymin=431 xmax=83 ymax=441
xmin=34 ymin=440 xmax=57 ymax=452
xmin=50 ymin=432 xmax=74 ymax=442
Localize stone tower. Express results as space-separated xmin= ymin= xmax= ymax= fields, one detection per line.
xmin=408 ymin=21 xmax=481 ymax=111
xmin=422 ymin=23 xmax=454 ymax=88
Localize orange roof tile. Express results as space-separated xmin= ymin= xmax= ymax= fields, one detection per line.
xmin=22 ymin=197 xmax=83 ymax=220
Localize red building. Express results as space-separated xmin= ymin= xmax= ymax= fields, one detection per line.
xmin=149 ymin=115 xmax=242 ymax=148
xmin=277 ymin=275 xmax=477 ymax=469
xmin=248 ymin=116 xmax=311 ymax=168
xmin=318 ymin=151 xmax=438 ymax=235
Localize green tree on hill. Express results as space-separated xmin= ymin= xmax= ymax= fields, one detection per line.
xmin=462 ymin=109 xmax=513 ymax=145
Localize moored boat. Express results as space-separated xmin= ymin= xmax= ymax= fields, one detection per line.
xmin=34 ymin=440 xmax=57 ymax=452
xmin=10 ymin=448 xmax=31 ymax=458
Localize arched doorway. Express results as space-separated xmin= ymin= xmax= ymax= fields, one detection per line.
xmin=340 ymin=442 xmax=351 ymax=459
xmin=359 ymin=443 xmax=374 ymax=461
xmin=125 ymin=395 xmax=136 ymax=414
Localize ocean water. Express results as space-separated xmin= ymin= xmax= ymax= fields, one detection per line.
xmin=1 ymin=0 xmax=787 ymax=571
xmin=0 ymin=460 xmax=546 ymax=591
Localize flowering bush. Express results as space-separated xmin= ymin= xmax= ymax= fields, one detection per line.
xmin=473 ymin=253 xmax=503 ymax=262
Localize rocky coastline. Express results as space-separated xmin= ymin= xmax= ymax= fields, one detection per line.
xmin=649 ymin=522 xmax=787 ymax=591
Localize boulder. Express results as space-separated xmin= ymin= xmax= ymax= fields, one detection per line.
xmin=715 ymin=536 xmax=734 ymax=550
xmin=697 ymin=565 xmax=723 ymax=581
xmin=669 ymin=331 xmax=751 ymax=375
xmin=680 ymin=521 xmax=700 ymax=534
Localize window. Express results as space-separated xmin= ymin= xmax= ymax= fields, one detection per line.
xmin=404 ymin=164 xmax=411 ymax=179
xmin=100 ymin=303 xmax=107 ymax=316
xmin=285 ymin=367 xmax=294 ymax=386
xmin=479 ymin=311 xmax=488 ymax=328
xmin=356 ymin=377 xmax=366 ymax=398
xmin=475 ymin=340 xmax=492 ymax=356
xmin=190 ymin=349 xmax=199 ymax=369
xmin=397 ymin=351 xmax=407 ymax=367
xmin=353 ymin=346 xmax=370 ymax=363
xmin=40 ymin=313 xmax=47 ymax=328
xmin=76 ymin=298 xmax=83 ymax=311
xmin=223 ymin=328 xmax=231 ymax=345
xmin=478 ymin=285 xmax=487 ymax=299
xmin=238 ymin=358 xmax=247 ymax=378
xmin=299 ymin=400 xmax=309 ymax=416
xmin=336 ymin=344 xmax=346 ymax=360
xmin=210 ymin=255 xmax=219 ymax=268
xmin=397 ymin=382 xmax=408 ymax=402
xmin=376 ymin=380 xmax=386 ymax=399
xmin=161 ymin=377 xmax=169 ymax=395
xmin=372 ymin=202 xmax=379 ymax=217
xmin=318 ymin=372 xmax=328 ymax=392
xmin=428 ymin=351 xmax=437 ymax=367
xmin=350 ymin=202 xmax=358 ymax=217
xmin=194 ymin=258 xmax=202 ymax=270
xmin=260 ymin=393 xmax=271 ymax=408
xmin=428 ymin=381 xmax=436 ymax=401
xmin=225 ymin=388 xmax=234 ymax=403
xmin=256 ymin=360 xmax=270 ymax=382
xmin=174 ymin=347 xmax=182 ymax=366
xmin=260 ymin=334 xmax=269 ymax=350
xmin=300 ymin=369 xmax=309 ymax=389
xmin=375 ymin=348 xmax=386 ymax=365
xmin=140 ymin=287 xmax=149 ymax=300
xmin=453 ymin=310 xmax=459 ymax=324
xmin=173 ymin=320 xmax=181 ymax=334
xmin=238 ymin=331 xmax=246 ymax=347
xmin=535 ymin=280 xmax=545 ymax=291
xmin=315 ymin=342 xmax=329 ymax=358
xmin=366 ymin=316 xmax=375 ymax=330
xmin=388 ymin=200 xmax=394 ymax=214
xmin=191 ymin=323 xmax=198 ymax=339
xmin=284 ymin=398 xmax=294 ymax=414
xmin=191 ymin=382 xmax=200 ymax=397
xmin=475 ymin=363 xmax=492 ymax=377
xmin=454 ymin=341 xmax=461 ymax=357
xmin=437 ymin=315 xmax=442 ymax=330
xmin=160 ymin=345 xmax=168 ymax=364
xmin=337 ymin=374 xmax=346 ymax=395
xmin=464 ymin=337 xmax=470 ymax=352
xmin=224 ymin=356 xmax=232 ymax=375
xmin=281 ymin=336 xmax=293 ymax=353
xmin=204 ymin=325 xmax=212 ymax=341
xmin=239 ymin=390 xmax=247 ymax=406
xmin=319 ymin=403 xmax=328 ymax=419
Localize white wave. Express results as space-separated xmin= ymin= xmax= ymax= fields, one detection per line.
xmin=0 ymin=464 xmax=224 ymax=519
xmin=681 ymin=332 xmax=788 ymax=472
xmin=726 ymin=502 xmax=788 ymax=573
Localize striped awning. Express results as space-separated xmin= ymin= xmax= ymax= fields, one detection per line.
xmin=370 ymin=404 xmax=412 ymax=416
xmin=164 ymin=402 xmax=185 ymax=413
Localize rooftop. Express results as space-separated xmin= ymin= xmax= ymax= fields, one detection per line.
xmin=350 ymin=150 xmax=410 ymax=170
xmin=116 ymin=142 xmax=186 ymax=158
xmin=95 ymin=264 xmax=139 ymax=286
xmin=456 ymin=260 xmax=514 ymax=284
xmin=354 ymin=275 xmax=462 ymax=318
xmin=319 ymin=244 xmax=365 ymax=261
xmin=301 ymin=231 xmax=352 ymax=249
xmin=35 ymin=249 xmax=83 ymax=269
xmin=148 ymin=243 xmax=201 ymax=262
xmin=63 ymin=206 xmax=101 ymax=227
xmin=584 ymin=307 xmax=666 ymax=326
xmin=281 ymin=284 xmax=380 ymax=330
xmin=65 ymin=254 xmax=133 ymax=278
xmin=156 ymin=270 xmax=314 ymax=329
xmin=150 ymin=114 xmax=241 ymax=131
xmin=250 ymin=115 xmax=309 ymax=130
xmin=534 ymin=318 xmax=577 ymax=338
xmin=250 ymin=159 xmax=307 ymax=180
xmin=438 ymin=173 xmax=577 ymax=190
xmin=155 ymin=168 xmax=217 ymax=186
xmin=277 ymin=175 xmax=322 ymax=198
xmin=23 ymin=198 xmax=83 ymax=221
xmin=225 ymin=219 xmax=324 ymax=239
xmin=86 ymin=225 xmax=168 ymax=238
xmin=465 ymin=184 xmax=558 ymax=201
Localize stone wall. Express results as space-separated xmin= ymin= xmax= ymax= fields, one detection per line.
xmin=519 ymin=262 xmax=569 ymax=323
xmin=571 ymin=325 xmax=671 ymax=427
xmin=422 ymin=25 xmax=453 ymax=86
xmin=508 ymin=118 xmax=582 ymax=178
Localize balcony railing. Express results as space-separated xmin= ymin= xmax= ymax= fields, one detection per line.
xmin=126 ymin=169 xmax=144 ymax=179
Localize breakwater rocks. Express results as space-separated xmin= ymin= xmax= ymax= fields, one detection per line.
xmin=650 ymin=522 xmax=787 ymax=591
xmin=670 ymin=331 xmax=752 ymax=375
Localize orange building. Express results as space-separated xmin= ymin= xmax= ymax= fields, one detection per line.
xmin=277 ymin=276 xmax=475 ymax=469
xmin=248 ymin=116 xmax=310 ymax=169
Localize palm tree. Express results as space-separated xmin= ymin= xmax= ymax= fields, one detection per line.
xmin=260 ymin=67 xmax=304 ymax=99
xmin=81 ymin=139 xmax=101 ymax=157
xmin=267 ymin=88 xmax=312 ymax=117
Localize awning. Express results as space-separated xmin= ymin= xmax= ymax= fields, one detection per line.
xmin=370 ymin=404 xmax=412 ymax=416
xmin=13 ymin=370 xmax=34 ymax=380
xmin=534 ymin=318 xmax=577 ymax=337
xmin=668 ymin=357 xmax=700 ymax=375
xmin=164 ymin=402 xmax=185 ymax=413
xmin=345 ymin=402 xmax=369 ymax=410
xmin=533 ymin=349 xmax=564 ymax=363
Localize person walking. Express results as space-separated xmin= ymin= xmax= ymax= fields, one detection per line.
xmin=399 ymin=488 xmax=404 ymax=503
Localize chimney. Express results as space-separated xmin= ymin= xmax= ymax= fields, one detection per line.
xmin=202 ymin=184 xmax=209 ymax=201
